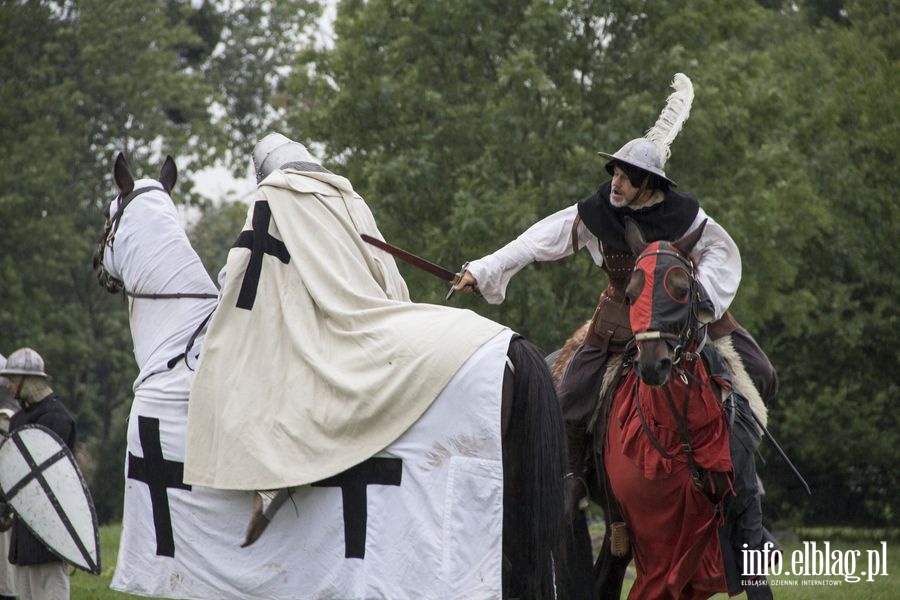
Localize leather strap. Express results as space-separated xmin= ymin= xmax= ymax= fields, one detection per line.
xmin=707 ymin=311 xmax=740 ymax=340
xmin=571 ymin=213 xmax=582 ymax=255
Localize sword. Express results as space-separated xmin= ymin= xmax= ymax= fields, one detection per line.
xmin=360 ymin=234 xmax=475 ymax=300
xmin=750 ymin=409 xmax=812 ymax=496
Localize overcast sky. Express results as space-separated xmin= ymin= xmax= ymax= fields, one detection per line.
xmin=193 ymin=1 xmax=338 ymax=205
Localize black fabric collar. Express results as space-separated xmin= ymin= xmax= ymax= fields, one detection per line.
xmin=577 ymin=181 xmax=700 ymax=252
xmin=20 ymin=393 xmax=56 ymax=412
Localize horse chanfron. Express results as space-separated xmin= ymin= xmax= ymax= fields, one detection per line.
xmin=624 ymin=217 xmax=709 ymax=387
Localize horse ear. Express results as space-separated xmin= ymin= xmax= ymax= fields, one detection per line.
xmin=624 ymin=217 xmax=648 ymax=256
xmin=114 ymin=152 xmax=135 ymax=196
xmin=159 ymin=155 xmax=177 ymax=194
xmin=673 ymin=219 xmax=707 ymax=257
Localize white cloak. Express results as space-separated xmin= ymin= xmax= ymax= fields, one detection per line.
xmin=184 ymin=167 xmax=504 ymax=489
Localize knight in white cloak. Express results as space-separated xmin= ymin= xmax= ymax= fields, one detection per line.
xmin=184 ymin=133 xmax=506 ymax=544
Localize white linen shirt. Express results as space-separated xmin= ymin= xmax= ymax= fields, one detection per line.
xmin=467 ymin=203 xmax=741 ymax=320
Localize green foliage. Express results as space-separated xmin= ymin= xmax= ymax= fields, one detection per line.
xmin=189 ymin=200 xmax=252 ymax=279
xmin=0 ymin=0 xmax=322 ymax=524
xmin=281 ymin=0 xmax=898 ymax=525
xmin=1 ymin=0 xmax=896 ymax=532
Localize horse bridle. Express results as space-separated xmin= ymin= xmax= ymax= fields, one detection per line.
xmin=94 ymin=184 xmax=219 ymax=376
xmin=94 ymin=185 xmax=218 ymax=301
xmin=631 ymin=245 xmax=703 ymax=366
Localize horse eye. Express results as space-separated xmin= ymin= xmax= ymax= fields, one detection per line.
xmin=664 ymin=268 xmax=690 ymax=303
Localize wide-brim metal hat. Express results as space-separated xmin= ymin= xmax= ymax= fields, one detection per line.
xmin=598 ymin=138 xmax=677 ymax=187
xmin=598 ymin=73 xmax=695 ymax=190
xmin=0 ymin=347 xmax=48 ymax=378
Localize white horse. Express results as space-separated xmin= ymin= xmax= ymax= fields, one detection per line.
xmin=94 ymin=154 xmax=567 ymax=599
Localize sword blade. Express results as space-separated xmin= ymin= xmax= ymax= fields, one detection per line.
xmin=750 ymin=409 xmax=812 ymax=496
xmin=361 ymin=234 xmax=458 ymax=283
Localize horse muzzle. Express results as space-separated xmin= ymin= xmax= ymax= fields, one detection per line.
xmin=634 ymin=355 xmax=673 ymax=387
xmin=633 ymin=331 xmax=679 ymax=386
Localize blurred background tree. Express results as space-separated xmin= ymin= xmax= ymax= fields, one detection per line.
xmin=0 ymin=0 xmax=320 ymax=522
xmin=0 ymin=0 xmax=895 ymax=528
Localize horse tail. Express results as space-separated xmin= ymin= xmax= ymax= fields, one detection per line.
xmin=504 ymin=336 xmax=568 ymax=599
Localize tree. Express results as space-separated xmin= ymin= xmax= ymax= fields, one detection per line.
xmin=189 ymin=200 xmax=252 ymax=280
xmin=279 ymin=0 xmax=898 ymax=525
xmin=2 ymin=0 xmax=895 ymax=527
xmin=0 ymin=0 xmax=322 ymax=523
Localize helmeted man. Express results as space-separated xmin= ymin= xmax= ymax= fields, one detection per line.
xmin=453 ymin=74 xmax=777 ymax=598
xmin=1 ymin=348 xmax=76 ymax=600
xmin=0 ymin=354 xmax=20 ymax=600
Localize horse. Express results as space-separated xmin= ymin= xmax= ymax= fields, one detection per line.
xmin=93 ymin=153 xmax=568 ymax=600
xmin=606 ymin=219 xmax=734 ymax=598
xmin=550 ymin=218 xmax=771 ymax=599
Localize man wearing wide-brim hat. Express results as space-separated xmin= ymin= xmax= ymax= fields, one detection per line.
xmin=453 ymin=74 xmax=778 ymax=598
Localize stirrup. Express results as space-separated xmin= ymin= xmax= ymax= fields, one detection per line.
xmin=241 ymin=489 xmax=290 ymax=548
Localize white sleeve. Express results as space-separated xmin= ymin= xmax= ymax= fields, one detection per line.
xmin=687 ymin=208 xmax=741 ymax=319
xmin=467 ymin=204 xmax=601 ymax=304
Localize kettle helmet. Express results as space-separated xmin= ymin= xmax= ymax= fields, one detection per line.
xmin=598 ymin=73 xmax=695 ymax=190
xmin=252 ymin=133 xmax=321 ymax=183
xmin=0 ymin=347 xmax=48 ymax=378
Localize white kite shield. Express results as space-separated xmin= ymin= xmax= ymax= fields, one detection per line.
xmin=0 ymin=425 xmax=100 ymax=574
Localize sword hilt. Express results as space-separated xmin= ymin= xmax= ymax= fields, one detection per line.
xmin=445 ymin=261 xmax=480 ymax=301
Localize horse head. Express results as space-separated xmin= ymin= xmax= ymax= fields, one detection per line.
xmin=93 ymin=152 xmax=178 ymax=294
xmin=92 ymin=151 xmax=217 ymax=391
xmin=624 ymin=217 xmax=711 ymax=386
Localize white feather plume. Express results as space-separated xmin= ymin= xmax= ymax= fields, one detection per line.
xmin=644 ymin=73 xmax=694 ymax=165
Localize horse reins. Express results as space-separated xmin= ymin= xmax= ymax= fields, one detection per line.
xmin=631 ymin=366 xmax=710 ymax=494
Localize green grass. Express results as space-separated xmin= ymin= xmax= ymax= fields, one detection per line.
xmin=77 ymin=523 xmax=898 ymax=599
xmin=70 ymin=524 xmax=142 ymax=599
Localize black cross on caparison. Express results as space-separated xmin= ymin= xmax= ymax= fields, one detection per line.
xmin=312 ymin=457 xmax=402 ymax=559
xmin=233 ymin=200 xmax=291 ymax=310
xmin=127 ymin=416 xmax=192 ymax=557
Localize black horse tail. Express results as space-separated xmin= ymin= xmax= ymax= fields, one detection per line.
xmin=504 ymin=336 xmax=568 ymax=599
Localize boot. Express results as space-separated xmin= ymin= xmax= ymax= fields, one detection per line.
xmin=242 ymin=488 xmax=291 ymax=547
xmin=564 ymin=423 xmax=589 ymax=517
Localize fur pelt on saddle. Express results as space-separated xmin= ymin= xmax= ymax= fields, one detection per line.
xmin=551 ymin=321 xmax=768 ymax=431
